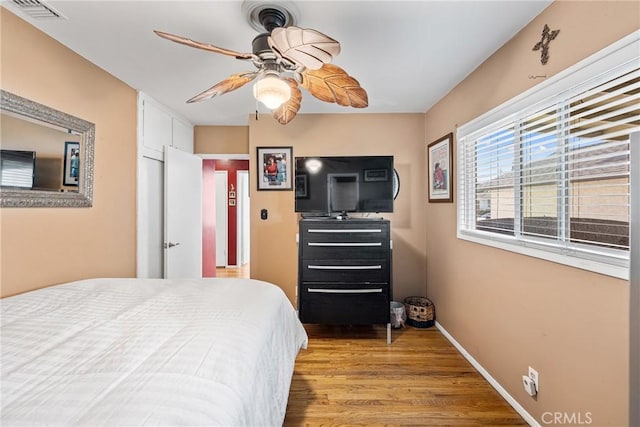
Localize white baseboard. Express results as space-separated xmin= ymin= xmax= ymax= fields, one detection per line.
xmin=435 ymin=321 xmax=540 ymax=427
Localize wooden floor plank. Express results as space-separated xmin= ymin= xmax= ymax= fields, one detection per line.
xmin=216 ymin=267 xmax=524 ymax=426
xmin=284 ymin=324 xmax=526 ymax=426
xmin=215 ymin=263 xmax=250 ymax=278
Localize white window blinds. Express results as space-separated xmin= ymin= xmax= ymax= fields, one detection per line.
xmin=457 ymin=31 xmax=639 ymax=278
xmin=0 ymin=150 xmax=35 ymax=188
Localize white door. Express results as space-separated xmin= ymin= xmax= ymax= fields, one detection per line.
xmin=237 ymin=170 xmax=250 ymax=266
xmin=215 ymin=171 xmax=228 ymax=267
xmin=137 ymin=156 xmax=164 ymax=278
xmin=164 ymin=146 xmax=202 ymax=278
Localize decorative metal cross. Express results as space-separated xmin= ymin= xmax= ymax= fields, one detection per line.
xmin=533 ymin=24 xmax=560 ymax=65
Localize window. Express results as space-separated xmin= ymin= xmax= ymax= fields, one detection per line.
xmin=457 ymin=32 xmax=639 ymax=279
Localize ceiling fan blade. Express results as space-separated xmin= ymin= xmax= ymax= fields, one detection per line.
xmin=154 ymin=30 xmax=255 ymax=60
xmin=301 ymin=64 xmax=368 ymax=108
xmin=186 ymin=72 xmax=258 ymax=103
xmin=273 ymin=78 xmax=302 ymax=125
xmin=268 ymin=26 xmax=341 ymax=70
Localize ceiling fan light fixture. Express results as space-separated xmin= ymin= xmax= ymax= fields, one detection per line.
xmin=253 ymin=74 xmax=291 ymax=109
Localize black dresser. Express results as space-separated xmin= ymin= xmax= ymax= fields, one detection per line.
xmin=297 ymin=218 xmax=392 ymax=343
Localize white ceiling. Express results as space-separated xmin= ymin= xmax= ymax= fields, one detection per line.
xmin=3 ymin=0 xmax=552 ymax=126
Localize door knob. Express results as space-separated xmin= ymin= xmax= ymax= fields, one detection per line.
xmin=164 ymin=242 xmax=180 ymax=249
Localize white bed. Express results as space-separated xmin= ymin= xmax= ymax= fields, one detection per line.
xmin=1 ymin=277 xmax=308 ymax=426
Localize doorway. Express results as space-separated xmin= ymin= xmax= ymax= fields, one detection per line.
xmin=201 ymin=156 xmax=250 ymax=275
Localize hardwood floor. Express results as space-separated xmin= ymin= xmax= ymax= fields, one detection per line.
xmin=284 ymin=324 xmax=526 ymax=426
xmin=215 ymin=263 xmax=250 ymax=279
xmin=218 ymin=266 xmax=524 ymax=425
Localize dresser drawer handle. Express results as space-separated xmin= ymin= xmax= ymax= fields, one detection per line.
xmin=308 ymin=228 xmax=382 ymax=233
xmin=308 ymin=288 xmax=383 ymax=294
xmin=308 ymin=242 xmax=382 ymax=247
xmin=308 ymin=265 xmax=382 ymax=270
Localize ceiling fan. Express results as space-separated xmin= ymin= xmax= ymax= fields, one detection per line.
xmin=154 ymin=3 xmax=368 ymax=125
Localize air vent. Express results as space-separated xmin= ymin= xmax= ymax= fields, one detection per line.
xmin=10 ymin=0 xmax=65 ymax=19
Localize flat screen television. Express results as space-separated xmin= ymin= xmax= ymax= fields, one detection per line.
xmin=295 ymin=155 xmax=394 ymax=215
xmin=0 ymin=149 xmax=35 ymax=189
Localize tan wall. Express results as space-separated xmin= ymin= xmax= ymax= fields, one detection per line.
xmin=424 ymin=1 xmax=638 ymax=425
xmin=572 ymin=177 xmax=629 ymax=222
xmin=248 ymin=113 xmax=426 ymax=305
xmin=3 ymin=2 xmax=636 ymax=423
xmin=492 ymin=187 xmax=517 ymax=219
xmin=489 ymin=178 xmax=629 ymax=221
xmin=194 ymin=126 xmax=249 ymax=154
xmin=0 ymin=8 xmax=137 ymax=297
xmin=523 ymin=184 xmax=557 ymax=218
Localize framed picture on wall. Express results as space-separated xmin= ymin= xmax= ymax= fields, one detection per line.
xmin=427 ymin=133 xmax=453 ymax=202
xmin=257 ymin=146 xmax=292 ymax=191
xmin=63 ymin=141 xmax=80 ymax=186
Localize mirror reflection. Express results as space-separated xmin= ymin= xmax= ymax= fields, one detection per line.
xmin=0 ymin=90 xmax=94 ymax=207
xmin=1 ymin=111 xmax=81 ymax=192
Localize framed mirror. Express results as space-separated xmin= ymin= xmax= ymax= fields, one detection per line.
xmin=1 ymin=90 xmax=95 ymax=207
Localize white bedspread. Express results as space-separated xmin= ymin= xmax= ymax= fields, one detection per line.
xmin=1 ymin=278 xmax=308 ymax=426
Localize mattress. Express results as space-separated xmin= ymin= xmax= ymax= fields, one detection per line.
xmin=1 ymin=277 xmax=308 ymax=426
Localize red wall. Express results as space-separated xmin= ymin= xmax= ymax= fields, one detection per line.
xmin=202 ymin=159 xmax=249 ymax=276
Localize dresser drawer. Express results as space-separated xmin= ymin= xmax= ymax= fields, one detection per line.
xmin=301 ymin=239 xmax=387 ymax=259
xmin=300 ymin=259 xmax=389 ymax=283
xmin=302 ymin=222 xmax=388 ymax=242
xmin=302 ymin=224 xmax=388 ymax=238
xmin=298 ymin=290 xmax=390 ymax=324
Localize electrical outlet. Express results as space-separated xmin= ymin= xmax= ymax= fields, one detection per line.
xmin=528 ymin=366 xmax=539 ymax=391
xmin=522 ymin=375 xmax=537 ymax=397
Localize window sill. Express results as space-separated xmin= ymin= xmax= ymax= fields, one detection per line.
xmin=457 ymin=229 xmax=629 ymax=280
